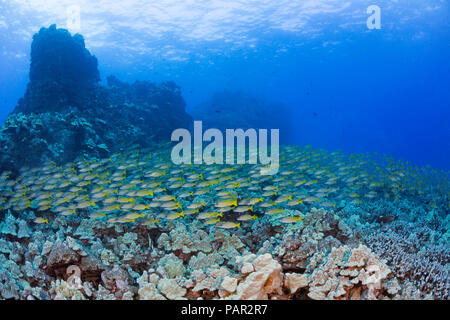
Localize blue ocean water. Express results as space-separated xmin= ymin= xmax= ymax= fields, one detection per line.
xmin=0 ymin=0 xmax=449 ymax=168
xmin=0 ymin=1 xmax=450 ymax=302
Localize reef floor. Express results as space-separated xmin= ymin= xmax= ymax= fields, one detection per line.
xmin=0 ymin=145 xmax=448 ymax=300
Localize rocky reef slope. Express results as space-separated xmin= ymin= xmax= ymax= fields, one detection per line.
xmin=0 ymin=25 xmax=191 ymax=173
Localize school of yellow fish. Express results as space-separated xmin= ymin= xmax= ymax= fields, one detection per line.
xmin=0 ymin=143 xmax=448 ymax=230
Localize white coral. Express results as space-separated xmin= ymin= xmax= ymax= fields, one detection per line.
xmin=307 ymin=244 xmax=391 ymax=300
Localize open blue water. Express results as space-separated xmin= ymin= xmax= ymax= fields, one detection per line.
xmin=0 ymin=0 xmax=449 ymax=169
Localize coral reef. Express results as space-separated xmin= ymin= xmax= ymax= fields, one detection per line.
xmin=364 ymin=221 xmax=449 ymax=299
xmin=0 ymin=200 xmax=447 ymax=300
xmin=230 ymin=253 xmax=283 ymax=299
xmin=0 ymin=25 xmax=448 ymax=302
xmin=0 ymin=141 xmax=448 ymax=300
xmin=305 ymin=244 xmax=391 ymax=300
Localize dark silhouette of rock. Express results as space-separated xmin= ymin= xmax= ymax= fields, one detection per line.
xmin=0 ymin=25 xmax=192 ymax=174
xmin=15 ymin=24 xmax=100 ymax=113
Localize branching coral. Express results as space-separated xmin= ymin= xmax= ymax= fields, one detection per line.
xmin=365 ymin=221 xmax=449 ymax=299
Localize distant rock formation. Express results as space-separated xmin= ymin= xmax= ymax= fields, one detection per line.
xmin=0 ymin=25 xmax=191 ymax=174
xmin=189 ymin=91 xmax=293 ymax=143
xmin=15 ymin=24 xmax=100 ymax=113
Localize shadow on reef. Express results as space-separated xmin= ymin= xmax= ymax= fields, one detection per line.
xmin=0 ymin=24 xmax=191 ymax=174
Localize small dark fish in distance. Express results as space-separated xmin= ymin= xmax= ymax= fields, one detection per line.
xmin=376 ymin=215 xmax=396 ymax=224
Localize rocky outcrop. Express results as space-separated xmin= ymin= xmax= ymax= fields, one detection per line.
xmin=15 ymin=24 xmax=100 ymax=114
xmin=0 ymin=25 xmax=192 ymax=174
